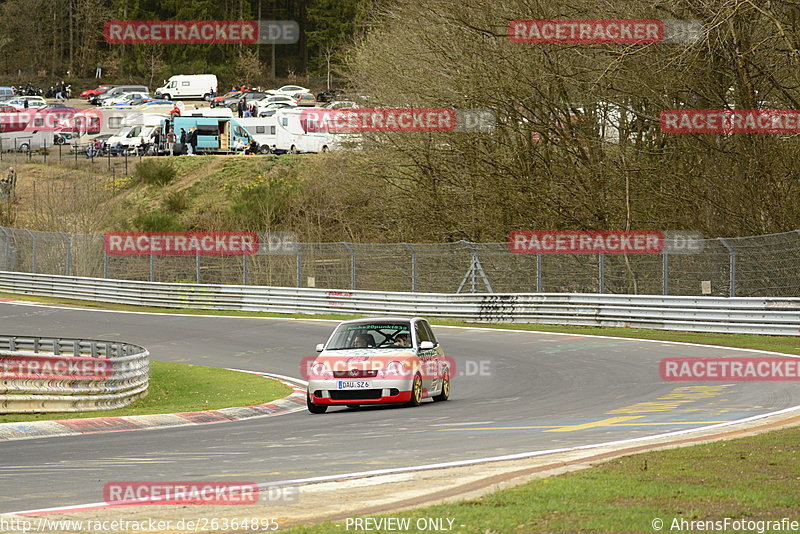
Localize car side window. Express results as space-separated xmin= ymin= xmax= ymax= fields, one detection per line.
xmin=415 ymin=322 xmax=431 ymax=346
xmin=421 ymin=321 xmax=437 ymax=346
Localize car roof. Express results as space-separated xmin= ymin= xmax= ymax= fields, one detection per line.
xmin=337 ymin=317 xmax=423 ymax=326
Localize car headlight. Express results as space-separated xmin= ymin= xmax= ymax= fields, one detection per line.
xmin=310 ymin=362 xmax=330 ymax=379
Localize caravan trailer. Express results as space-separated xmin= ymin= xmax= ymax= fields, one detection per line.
xmin=167 ymin=115 xmax=252 ymax=154
xmin=236 ymin=117 xmax=277 ymax=154
xmin=273 ymin=108 xmax=358 ymax=154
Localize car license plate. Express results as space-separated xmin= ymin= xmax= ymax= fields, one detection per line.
xmin=337 ymin=381 xmax=371 ymax=389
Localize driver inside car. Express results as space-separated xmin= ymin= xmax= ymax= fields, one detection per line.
xmin=392 ymin=333 xmax=411 ymax=347
xmin=353 ymin=334 xmax=374 ymax=348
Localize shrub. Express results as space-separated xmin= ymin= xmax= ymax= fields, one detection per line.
xmin=132 ymin=211 xmax=185 ymax=231
xmin=134 ymin=160 xmax=177 ymax=186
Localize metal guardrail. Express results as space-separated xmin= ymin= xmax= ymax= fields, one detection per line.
xmin=0 ymin=334 xmax=149 ymax=413
xmin=0 ymin=271 xmax=798 ymax=336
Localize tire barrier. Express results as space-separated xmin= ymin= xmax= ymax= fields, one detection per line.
xmin=0 ymin=335 xmax=149 ymax=413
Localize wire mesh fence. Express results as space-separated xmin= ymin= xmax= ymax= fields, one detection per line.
xmin=0 ymin=226 xmax=799 ymax=296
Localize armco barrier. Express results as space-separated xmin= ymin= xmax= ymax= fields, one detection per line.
xmin=0 ymin=334 xmax=149 ymax=413
xmin=0 ymin=271 xmax=798 ymax=336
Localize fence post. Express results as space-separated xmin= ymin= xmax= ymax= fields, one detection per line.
xmin=402 ymin=243 xmax=416 ymax=292
xmin=242 ymin=254 xmax=248 ymax=285
xmin=43 ymin=139 xmax=47 ymax=164
xmin=59 ymin=142 xmax=62 ymax=162
xmin=662 ymin=251 xmax=669 ymax=296
xmin=61 ymin=232 xmax=71 ymax=276
xmin=718 ymin=238 xmax=736 ymax=297
xmin=195 ymin=251 xmax=201 ymax=283
xmin=598 ymin=253 xmax=605 ymax=293
xmin=102 ymin=234 xmax=108 ymax=278
xmin=292 ymin=242 xmax=302 ymax=287
xmin=536 ymin=254 xmax=542 ymax=292
xmin=149 ymin=252 xmax=155 ymax=282
xmin=0 ymin=227 xmax=10 ymax=271
xmin=342 ymin=242 xmax=356 ymax=290
xmin=25 ymin=229 xmax=37 ymax=273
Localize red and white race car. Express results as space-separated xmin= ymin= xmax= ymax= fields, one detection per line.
xmin=305 ymin=317 xmax=451 ymax=413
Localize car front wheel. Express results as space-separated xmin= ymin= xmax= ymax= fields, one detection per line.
xmin=406 ymin=374 xmax=423 ymax=407
xmin=307 ymin=392 xmax=327 ymax=414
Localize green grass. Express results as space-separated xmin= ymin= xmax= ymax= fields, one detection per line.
xmin=0 ymin=360 xmax=292 ymax=423
xmin=284 ymin=426 xmax=800 ymax=533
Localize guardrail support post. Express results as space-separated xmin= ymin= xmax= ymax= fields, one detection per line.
xmin=598 ymin=253 xmax=605 ymax=293
xmin=719 ymin=238 xmax=736 ymax=297
xmin=402 ymin=243 xmax=417 ymax=292
xmin=662 ymin=252 xmax=669 ymax=295
xmin=342 ymin=242 xmax=356 ymax=290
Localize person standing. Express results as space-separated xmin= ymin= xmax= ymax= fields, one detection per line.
xmin=188 ymin=127 xmax=198 ymax=155
xmin=167 ymin=128 xmax=177 ymax=156
xmin=95 ymin=62 xmax=102 ymax=79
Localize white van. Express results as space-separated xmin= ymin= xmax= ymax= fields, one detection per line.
xmin=107 ymin=113 xmax=168 ymax=148
xmin=236 ymin=117 xmax=277 ymax=153
xmin=155 ymin=75 xmax=218 ymax=100
xmin=273 ymin=108 xmax=358 ymax=154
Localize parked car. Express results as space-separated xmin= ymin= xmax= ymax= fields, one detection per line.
xmin=102 ymin=92 xmax=151 ymax=107
xmin=223 ymin=91 xmax=270 ymax=110
xmin=320 ymin=101 xmax=357 ymax=110
xmin=292 ymin=92 xmax=317 ymax=107
xmin=4 ymin=96 xmax=46 ymax=110
xmin=316 ymin=89 xmax=345 ymax=103
xmin=210 ymin=90 xmax=241 ymax=108
xmin=81 ymin=84 xmax=117 ymax=99
xmin=92 ymin=85 xmax=149 ymax=106
xmin=258 ymin=102 xmax=296 ymax=117
xmin=305 ymin=317 xmax=450 ymax=413
xmin=272 ymin=85 xmax=309 ymax=96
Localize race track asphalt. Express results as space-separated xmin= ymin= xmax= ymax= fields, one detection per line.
xmin=0 ymin=302 xmax=796 ymax=512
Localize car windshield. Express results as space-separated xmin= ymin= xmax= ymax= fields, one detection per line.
xmin=326 ymin=323 xmax=413 ymax=350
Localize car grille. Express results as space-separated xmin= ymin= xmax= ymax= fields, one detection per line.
xmin=333 ymin=370 xmax=378 ymax=378
xmin=329 ymin=389 xmax=383 ymax=400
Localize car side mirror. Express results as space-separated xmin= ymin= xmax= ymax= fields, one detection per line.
xmin=315 ymin=343 xmax=325 ymax=352
xmin=419 ymin=341 xmax=434 ymax=350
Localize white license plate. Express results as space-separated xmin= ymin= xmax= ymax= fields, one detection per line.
xmin=337 ymin=381 xmax=371 ymax=389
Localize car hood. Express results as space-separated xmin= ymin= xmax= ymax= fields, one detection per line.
xmin=318 ymin=348 xmax=416 ymax=361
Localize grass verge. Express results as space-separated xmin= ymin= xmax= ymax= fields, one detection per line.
xmin=283 ymin=425 xmax=800 ymax=533
xmin=0 ymin=361 xmax=292 ymax=423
